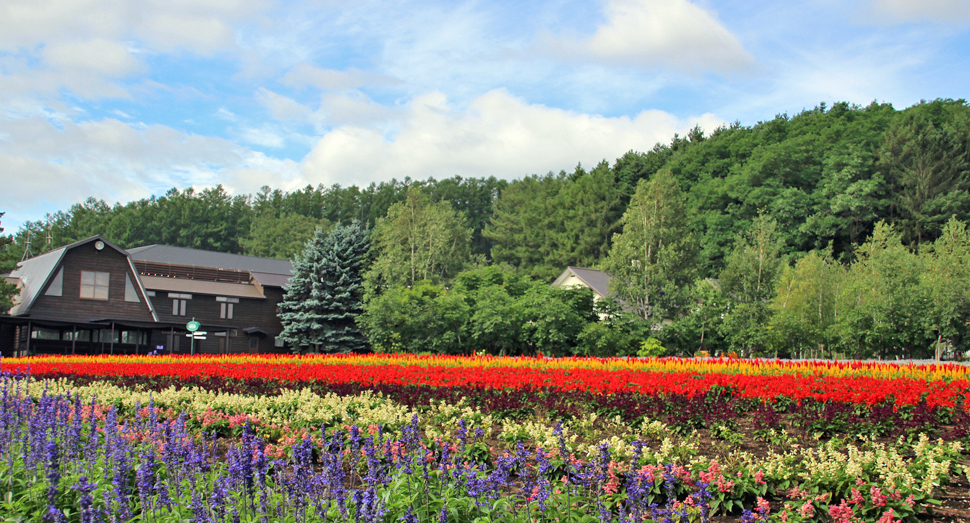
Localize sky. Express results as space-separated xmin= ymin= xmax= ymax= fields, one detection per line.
xmin=2 ymin=0 xmax=969 ymax=232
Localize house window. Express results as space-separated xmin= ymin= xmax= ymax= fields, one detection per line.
xmin=45 ymin=268 xmax=64 ymax=296
xmin=168 ymin=293 xmax=192 ymax=316
xmin=216 ymin=296 xmax=239 ymax=319
xmin=249 ymin=337 xmax=259 ymax=350
xmin=31 ymin=328 xmax=61 ymax=340
xmin=124 ymin=274 xmax=140 ymax=303
xmin=80 ymin=271 xmax=109 ymax=300
xmin=121 ymin=331 xmax=148 ymax=345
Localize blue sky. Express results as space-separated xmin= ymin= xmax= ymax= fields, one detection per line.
xmin=2 ymin=0 xmax=969 ymax=232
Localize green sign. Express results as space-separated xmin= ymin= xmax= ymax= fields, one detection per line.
xmin=186 ymin=320 xmax=201 ymax=332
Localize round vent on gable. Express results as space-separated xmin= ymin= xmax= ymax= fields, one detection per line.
xmin=94 ymin=241 xmax=105 ymax=251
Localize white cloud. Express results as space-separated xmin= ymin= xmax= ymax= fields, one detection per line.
xmin=136 ymin=13 xmax=235 ymax=55
xmin=872 ymin=0 xmax=970 ymax=23
xmin=300 ymin=89 xmax=722 ymax=187
xmin=0 ymin=0 xmax=269 ymax=104
xmin=43 ymin=39 xmax=143 ymax=77
xmin=238 ymin=127 xmax=285 ymax=148
xmin=216 ymin=108 xmax=238 ymax=121
xmin=543 ymin=0 xmax=754 ymax=73
xmin=281 ymin=64 xmax=400 ymax=91
xmin=313 ymin=91 xmax=397 ymax=128
xmin=0 ymin=116 xmax=295 ymax=229
xmin=0 ymin=0 xmax=265 ymax=54
xmin=255 ymin=87 xmax=312 ymax=121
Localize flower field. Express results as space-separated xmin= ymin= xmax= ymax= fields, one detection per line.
xmin=1 ymin=355 xmax=969 ymax=522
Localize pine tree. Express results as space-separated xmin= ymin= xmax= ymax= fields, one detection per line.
xmin=0 ymin=212 xmax=20 ymax=314
xmin=278 ymin=221 xmax=371 ymax=353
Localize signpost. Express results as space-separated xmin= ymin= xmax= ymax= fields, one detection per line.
xmin=186 ymin=319 xmax=202 ymax=355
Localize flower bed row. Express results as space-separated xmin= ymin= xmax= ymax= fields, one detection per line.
xmin=3 ymin=355 xmax=969 ymax=409
xmin=7 ymin=354 xmax=970 ymax=382
xmin=2 ymin=371 xmax=966 ymax=523
xmin=26 ymin=371 xmax=970 ymax=444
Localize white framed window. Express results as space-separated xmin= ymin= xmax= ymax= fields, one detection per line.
xmin=217 ymin=296 xmax=239 ymax=319
xmin=80 ymin=271 xmax=109 ymax=300
xmin=45 ymin=268 xmax=64 ymax=296
xmin=169 ymin=293 xmax=192 ymax=316
xmin=124 ymin=274 xmax=140 ymax=303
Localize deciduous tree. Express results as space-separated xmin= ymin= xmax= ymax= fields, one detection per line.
xmin=365 ymin=187 xmax=471 ymax=292
xmin=603 ymin=168 xmax=697 ymax=324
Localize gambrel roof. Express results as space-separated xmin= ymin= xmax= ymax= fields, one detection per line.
xmin=5 ymin=235 xmax=153 ymax=318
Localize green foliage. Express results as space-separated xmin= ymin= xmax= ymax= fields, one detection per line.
xmin=365 ymin=187 xmax=471 ymax=293
xmin=485 ymin=163 xmax=626 ymax=281
xmin=768 ymin=251 xmax=842 ymax=358
xmin=359 ymin=266 xmax=597 ymax=356
xmin=881 ymin=100 xmax=970 ymax=246
xmin=919 ymin=217 xmax=970 ymax=358
xmin=484 ymin=172 xmax=566 ymax=280
xmin=717 ymin=215 xmax=785 ymax=356
xmin=637 ymin=337 xmax=665 ymax=357
xmin=576 ymin=298 xmax=652 ymax=357
xmin=833 ymin=222 xmax=931 ymax=359
xmin=278 ymin=222 xmax=371 ymax=353
xmin=357 ymin=281 xmax=471 ymax=355
xmin=603 ymin=168 xmax=697 ymax=324
xmin=0 ymin=212 xmax=20 ymax=314
xmin=658 ymin=279 xmax=728 ymax=356
xmin=240 ymin=212 xmax=330 ymax=260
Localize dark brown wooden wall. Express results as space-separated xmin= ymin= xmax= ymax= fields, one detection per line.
xmin=30 ymin=243 xmax=155 ymax=323
xmin=149 ymin=285 xmax=286 ymax=354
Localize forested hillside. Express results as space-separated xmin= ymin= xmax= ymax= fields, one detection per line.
xmin=4 ymin=99 xmax=969 ymax=359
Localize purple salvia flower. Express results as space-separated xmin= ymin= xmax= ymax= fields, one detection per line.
xmin=400 ymin=506 xmax=419 ymax=523
xmin=136 ymin=449 xmax=157 ymax=517
xmin=692 ymin=481 xmax=712 ymax=523
xmin=71 ymin=476 xmax=99 ymax=523
xmin=42 ymin=440 xmax=63 ymax=523
xmin=192 ymin=490 xmax=213 ymax=523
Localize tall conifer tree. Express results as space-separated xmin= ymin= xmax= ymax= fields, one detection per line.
xmin=278 ymin=221 xmax=371 ymax=353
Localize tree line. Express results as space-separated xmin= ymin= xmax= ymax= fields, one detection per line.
xmin=3 ymin=99 xmax=969 ymax=359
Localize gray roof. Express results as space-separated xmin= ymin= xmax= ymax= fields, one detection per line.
xmin=251 ymin=271 xmax=293 ymax=288
xmin=128 ymin=245 xmax=293 ymax=276
xmin=552 ymin=266 xmax=612 ymax=298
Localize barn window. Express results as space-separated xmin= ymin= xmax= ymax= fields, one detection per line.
xmin=80 ymin=271 xmax=109 ymax=300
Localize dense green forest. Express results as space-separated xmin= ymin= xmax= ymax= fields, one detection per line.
xmin=4 ymin=99 xmax=970 ymax=359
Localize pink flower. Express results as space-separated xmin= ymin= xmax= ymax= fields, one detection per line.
xmin=829 ymin=500 xmax=854 ymax=523
xmin=870 ymin=486 xmax=888 ymax=507
xmin=799 ymin=502 xmax=815 ymax=519
xmin=849 ymin=488 xmax=865 ymax=505
xmin=754 ymin=471 xmax=766 ymax=485
xmin=876 ymin=508 xmax=896 ymax=523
